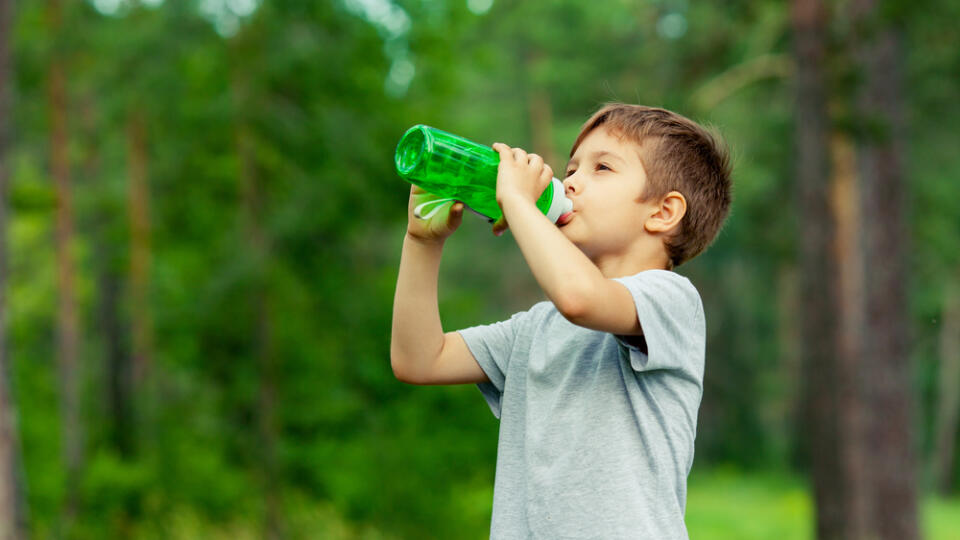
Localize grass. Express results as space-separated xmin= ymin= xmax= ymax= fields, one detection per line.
xmin=686 ymin=468 xmax=960 ymax=540
xmin=686 ymin=468 xmax=812 ymax=539
xmin=102 ymin=470 xmax=960 ymax=539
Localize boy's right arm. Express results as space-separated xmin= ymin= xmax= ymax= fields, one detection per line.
xmin=390 ymin=186 xmax=490 ymax=385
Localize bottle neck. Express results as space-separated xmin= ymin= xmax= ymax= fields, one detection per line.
xmin=544 ymin=178 xmax=573 ymax=223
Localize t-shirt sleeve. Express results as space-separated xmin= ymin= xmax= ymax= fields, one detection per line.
xmin=457 ymin=309 xmax=530 ymax=419
xmin=612 ymin=270 xmax=706 ymax=380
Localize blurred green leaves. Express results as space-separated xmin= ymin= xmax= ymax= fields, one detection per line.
xmin=3 ymin=0 xmax=959 ymax=536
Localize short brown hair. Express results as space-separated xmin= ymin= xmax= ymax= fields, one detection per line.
xmin=571 ymin=103 xmax=732 ymax=267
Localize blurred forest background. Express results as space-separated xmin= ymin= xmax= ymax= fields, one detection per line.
xmin=0 ymin=0 xmax=959 ymax=538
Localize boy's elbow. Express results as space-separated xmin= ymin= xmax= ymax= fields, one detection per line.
xmin=554 ymin=289 xmax=591 ymax=324
xmin=390 ymin=350 xmax=413 ymax=383
xmin=390 ymin=350 xmax=426 ymax=385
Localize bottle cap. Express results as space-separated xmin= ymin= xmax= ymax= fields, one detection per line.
xmin=544 ymin=177 xmax=574 ymax=223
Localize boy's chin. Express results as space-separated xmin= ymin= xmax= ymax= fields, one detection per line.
xmin=562 ymin=233 xmax=589 ymax=253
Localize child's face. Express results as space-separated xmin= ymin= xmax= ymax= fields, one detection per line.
xmin=560 ymin=127 xmax=658 ymax=259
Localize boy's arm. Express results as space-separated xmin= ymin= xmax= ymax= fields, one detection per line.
xmin=390 ymin=187 xmax=490 ymax=385
xmin=492 ymin=144 xmax=642 ymax=336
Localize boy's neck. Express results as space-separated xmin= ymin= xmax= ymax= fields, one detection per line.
xmin=591 ymin=248 xmax=671 ymax=278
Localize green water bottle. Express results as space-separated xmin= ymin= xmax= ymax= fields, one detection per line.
xmin=395 ymin=124 xmax=573 ymax=223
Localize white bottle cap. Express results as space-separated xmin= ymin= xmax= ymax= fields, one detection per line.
xmin=544 ymin=177 xmax=574 ymax=223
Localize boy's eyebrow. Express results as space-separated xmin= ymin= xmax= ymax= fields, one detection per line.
xmin=566 ymin=151 xmax=625 ymax=168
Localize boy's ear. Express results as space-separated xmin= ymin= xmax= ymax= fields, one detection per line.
xmin=644 ymin=191 xmax=687 ymax=234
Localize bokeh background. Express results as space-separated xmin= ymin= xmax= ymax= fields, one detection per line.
xmin=0 ymin=0 xmax=959 ymax=538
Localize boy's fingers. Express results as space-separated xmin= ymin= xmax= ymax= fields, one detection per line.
xmin=492 ymin=142 xmax=512 ymax=161
xmin=492 ymin=216 xmax=509 ymax=237
xmin=448 ymin=202 xmax=464 ymax=227
xmin=511 ymin=147 xmax=528 ymax=163
xmin=540 ymin=164 xmax=553 ymax=184
xmin=528 ymin=153 xmax=543 ymax=169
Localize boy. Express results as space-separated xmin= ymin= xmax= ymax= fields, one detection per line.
xmin=391 ymin=103 xmax=732 ymax=538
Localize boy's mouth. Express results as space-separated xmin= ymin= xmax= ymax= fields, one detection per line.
xmin=557 ymin=211 xmax=574 ymax=226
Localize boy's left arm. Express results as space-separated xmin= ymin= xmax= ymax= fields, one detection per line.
xmin=492 ymin=143 xmax=642 ymax=336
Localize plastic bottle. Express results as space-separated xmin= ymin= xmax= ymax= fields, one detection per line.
xmin=395 ymin=124 xmax=573 ymax=223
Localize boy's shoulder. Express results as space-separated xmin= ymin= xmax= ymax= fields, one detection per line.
xmin=524 ymin=269 xmax=700 ymax=322
xmin=495 ymin=271 xmax=701 ymax=350
xmin=613 ymin=269 xmax=700 ymax=299
xmin=637 ymin=268 xmax=701 ymax=302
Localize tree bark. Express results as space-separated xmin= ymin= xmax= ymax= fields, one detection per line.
xmin=79 ymin=96 xmax=133 ymax=458
xmin=127 ymin=109 xmax=153 ymax=386
xmin=792 ymin=1 xmax=859 ymax=538
xmin=776 ymin=264 xmax=802 ymax=461
xmin=848 ymin=0 xmax=919 ymax=537
xmin=933 ymin=276 xmax=960 ymax=494
xmin=829 ymin=132 xmax=870 ymax=538
xmin=855 ymin=111 xmax=919 ymax=535
xmin=233 ymin=67 xmax=283 ymax=540
xmin=525 ymin=51 xmax=557 ymax=169
xmin=0 ymin=344 xmax=23 ymax=540
xmin=48 ymin=0 xmax=82 ymax=527
xmin=0 ymin=0 xmax=27 ymax=534
xmin=98 ymin=240 xmax=133 ymax=457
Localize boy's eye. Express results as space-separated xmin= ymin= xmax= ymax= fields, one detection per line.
xmin=596 ymin=163 xmax=611 ymax=171
xmin=565 ymin=169 xmax=576 ymax=177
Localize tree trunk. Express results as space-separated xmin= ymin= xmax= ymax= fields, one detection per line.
xmin=0 ymin=0 xmax=27 ymax=534
xmin=776 ymin=264 xmax=802 ymax=461
xmin=48 ymin=0 xmax=82 ymax=527
xmin=0 ymin=344 xmax=23 ymax=540
xmin=848 ymin=0 xmax=918 ymax=537
xmin=792 ymin=0 xmax=837 ymax=532
xmin=829 ymin=132 xmax=870 ymax=538
xmin=792 ymin=1 xmax=859 ymax=538
xmin=127 ymin=109 xmax=153 ymax=386
xmin=933 ymin=276 xmax=960 ymax=494
xmin=525 ymin=51 xmax=557 ymax=169
xmin=98 ymin=241 xmax=133 ymax=457
xmin=233 ymin=70 xmax=283 ymax=540
xmin=79 ymin=96 xmax=133 ymax=459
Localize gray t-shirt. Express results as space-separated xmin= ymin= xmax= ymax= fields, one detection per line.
xmin=458 ymin=270 xmax=705 ymax=539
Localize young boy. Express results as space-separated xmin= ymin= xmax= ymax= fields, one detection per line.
xmin=391 ymin=103 xmax=732 ymax=538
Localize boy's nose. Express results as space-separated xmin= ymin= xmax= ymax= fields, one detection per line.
xmin=562 ymin=174 xmax=580 ymax=195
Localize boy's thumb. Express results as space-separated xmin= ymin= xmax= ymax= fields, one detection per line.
xmin=491 ymin=216 xmax=508 ymax=237
xmin=449 ymin=202 xmax=464 ymax=225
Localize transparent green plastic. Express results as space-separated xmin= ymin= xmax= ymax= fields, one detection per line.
xmin=395 ymin=124 xmax=556 ymax=221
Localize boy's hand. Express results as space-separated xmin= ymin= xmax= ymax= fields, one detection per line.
xmin=405 ymin=185 xmax=464 ymax=244
xmin=492 ymin=142 xmax=553 ymax=236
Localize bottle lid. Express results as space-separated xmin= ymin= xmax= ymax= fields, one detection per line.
xmin=545 ymin=177 xmax=574 ymax=223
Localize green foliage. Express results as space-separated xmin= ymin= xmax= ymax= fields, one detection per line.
xmin=3 ymin=0 xmax=959 ymax=535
